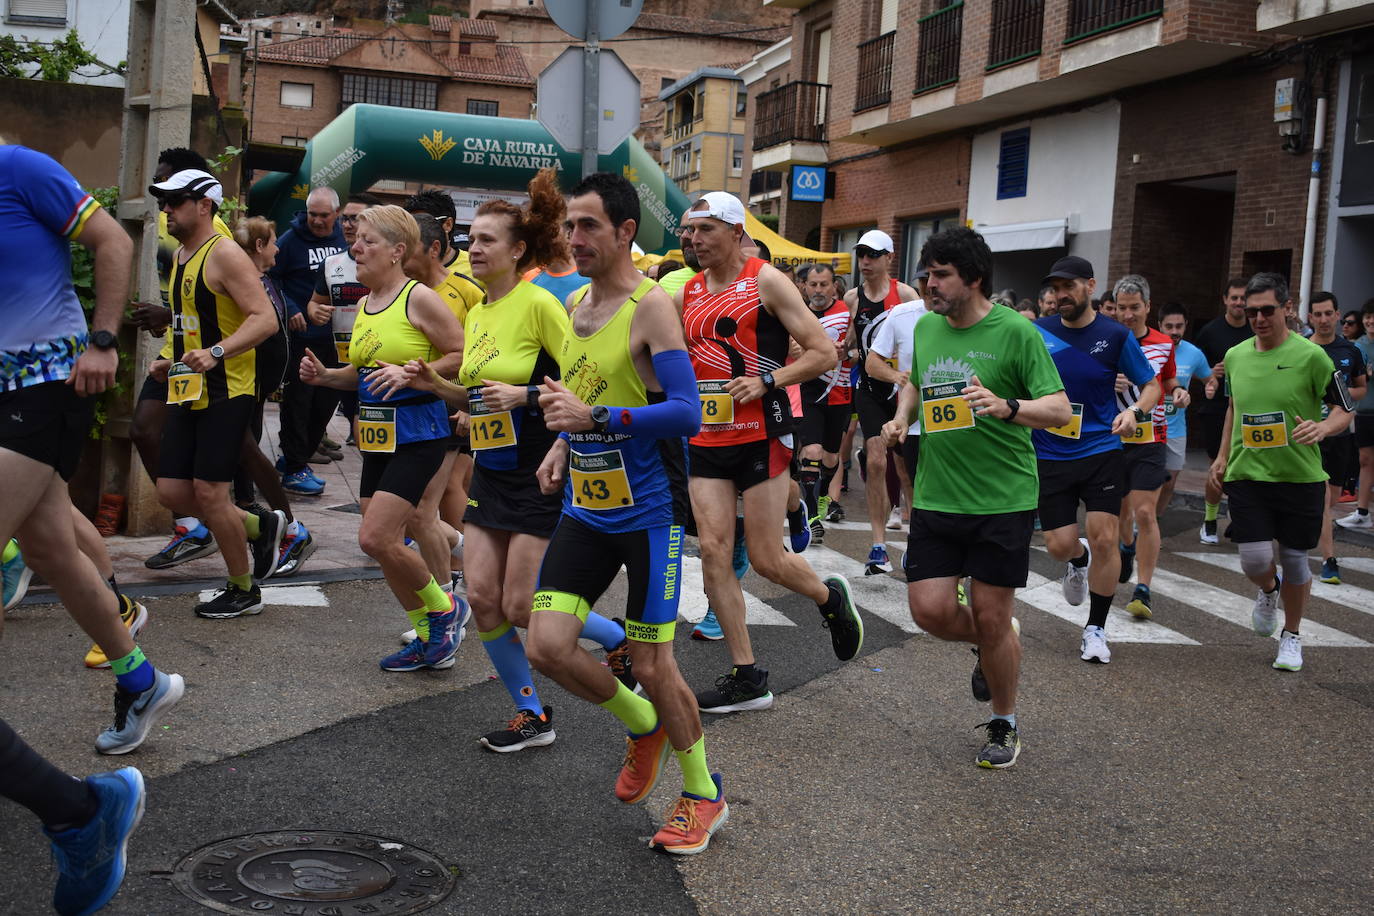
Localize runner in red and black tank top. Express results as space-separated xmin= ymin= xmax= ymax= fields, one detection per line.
xmin=853 ymin=277 xmax=902 ymax=396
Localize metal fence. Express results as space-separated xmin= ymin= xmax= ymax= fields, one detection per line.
xmin=917 ymin=3 xmax=964 ymax=93
xmin=855 ymin=31 xmax=895 ymax=111
xmin=1066 ymin=0 xmax=1164 ymax=42
xmin=988 ymin=0 xmax=1044 ymax=69
xmin=754 ymin=81 xmax=831 ymax=150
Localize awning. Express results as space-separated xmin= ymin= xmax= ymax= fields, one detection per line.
xmin=975 ymin=218 xmax=1068 ymax=253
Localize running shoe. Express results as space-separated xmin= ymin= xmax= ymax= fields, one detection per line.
xmin=1336 ymin=510 xmax=1372 ymax=529
xmin=1252 ymin=578 xmax=1281 ymax=637
xmin=815 ymin=495 xmax=831 ymax=523
xmin=421 ymin=595 xmax=462 ymax=668
xmin=1062 ymin=537 xmax=1090 ymax=607
xmin=1125 ymin=584 xmax=1152 ymax=620
xmin=380 ymin=638 xmax=428 ymax=672
xmin=274 ymin=523 xmax=317 ymax=577
xmin=615 ymin=723 xmax=672 ymax=804
xmin=650 ymin=773 xmax=728 ymax=855
xmin=248 ymin=507 xmax=287 ymax=582
xmin=731 ymin=534 xmax=750 ymax=578
xmin=194 ymin=582 xmax=264 ymax=620
xmin=976 ymin=719 xmax=1021 ymax=769
xmin=787 ymin=499 xmax=811 ymax=553
xmin=864 ymin=544 xmax=890 ymax=576
xmin=809 ymin=518 xmax=825 ymax=544
xmin=1339 ymin=490 xmax=1357 ymax=503
xmin=85 ymin=595 xmax=149 ymax=669
xmin=1273 ymin=631 xmax=1303 ymax=672
xmin=825 ymin=501 xmax=846 ymax=523
xmin=143 ymin=525 xmax=217 ymax=569
xmin=1080 ymin=625 xmax=1111 ymax=664
xmin=2 ymin=543 xmax=33 ymax=611
xmin=95 ymin=670 xmax=185 ymax=755
xmin=45 ymin=767 xmax=145 ymax=916
xmin=479 ymin=707 xmax=555 ymax=752
xmin=697 ymin=667 xmax=773 ymax=713
xmin=691 ymin=609 xmax=724 ymax=641
xmin=281 ymin=469 xmax=324 ymax=496
xmin=819 ymin=575 xmax=863 ymax=661
xmin=1199 ymin=519 xmax=1220 ymax=544
xmin=321 ymin=434 xmax=343 ymax=452
xmin=308 ymin=448 xmax=334 ymax=465
xmin=1320 ymin=557 xmax=1341 ymax=585
xmin=970 ymin=618 xmax=1018 ymax=702
xmin=886 ymin=507 xmax=903 ymax=530
xmin=305 ymin=467 xmax=326 ymax=486
xmin=606 ymin=618 xmax=639 ymax=694
xmin=1118 ymin=542 xmax=1135 ymax=584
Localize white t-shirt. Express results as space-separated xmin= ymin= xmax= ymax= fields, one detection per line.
xmin=870 ymin=299 xmax=927 ymax=434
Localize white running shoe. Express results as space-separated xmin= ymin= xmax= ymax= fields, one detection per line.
xmin=1080 ymin=625 xmax=1111 ymax=664
xmin=1273 ymin=631 xmax=1302 ymax=671
xmin=1336 ymin=511 xmax=1373 ymax=530
xmin=886 ymin=507 xmax=903 ymax=530
xmin=1252 ymin=581 xmax=1280 ymax=637
xmin=1062 ymin=537 xmax=1090 ymax=607
xmin=1199 ymin=521 xmax=1219 ymax=545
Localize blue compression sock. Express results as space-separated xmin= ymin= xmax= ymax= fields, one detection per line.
xmin=479 ymin=622 xmax=543 ymax=715
xmin=110 ymin=646 xmax=155 ymax=694
xmin=580 ymin=612 xmax=625 ymax=650
xmin=991 ymin=712 xmax=1017 ymax=729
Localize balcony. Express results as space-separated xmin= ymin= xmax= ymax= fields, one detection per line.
xmin=753 ymin=80 xmax=830 ymax=170
xmin=855 ymin=31 xmax=896 ymax=112
xmin=988 ymin=0 xmax=1044 ymax=70
xmin=916 ymin=3 xmax=964 ymax=94
xmin=1066 ymin=0 xmax=1164 ymax=43
xmin=1256 ymin=0 xmax=1374 ymax=36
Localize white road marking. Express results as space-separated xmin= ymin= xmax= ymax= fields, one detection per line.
xmin=195 ymin=584 xmax=330 ymax=607
xmin=803 ymin=545 xmax=922 ymax=634
xmin=1179 ymin=551 xmax=1374 ymax=619
xmin=1017 ymin=571 xmax=1199 ymax=644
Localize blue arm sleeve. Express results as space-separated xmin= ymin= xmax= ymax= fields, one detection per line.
xmin=605 ymin=349 xmax=700 ymax=439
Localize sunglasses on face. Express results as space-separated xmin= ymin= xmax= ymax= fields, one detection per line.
xmin=855 ymin=247 xmax=885 ymax=260
xmin=159 ymin=192 xmax=197 ymax=209
xmin=1344 ymin=319 xmax=1358 ymax=325
xmin=340 ymin=214 xmax=360 ymax=223
xmin=1244 ymin=305 xmax=1279 ymax=319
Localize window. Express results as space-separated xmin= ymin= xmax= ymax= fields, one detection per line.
xmin=340 ymin=73 xmax=437 ymax=110
xmin=1358 ymin=72 xmax=1374 ymax=144
xmin=458 ymin=41 xmax=472 ymax=54
xmin=466 ymin=99 xmax=499 ymax=117
xmin=901 ymin=214 xmax=959 ymax=283
xmin=6 ymin=0 xmax=66 ymax=24
xmin=996 ymin=128 xmax=1030 ymax=200
xmin=731 ymin=136 xmax=744 ymax=172
xmin=281 ymin=136 xmax=308 ymax=147
xmin=694 ymin=84 xmax=706 ymax=121
xmin=279 ymin=81 xmax=314 ymax=109
xmin=736 ymin=90 xmax=748 ymax=116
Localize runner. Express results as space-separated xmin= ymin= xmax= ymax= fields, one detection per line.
xmin=1194 ymin=278 xmax=1253 ymax=543
xmin=298 ymin=205 xmax=467 ymax=671
xmin=881 ymin=226 xmax=1070 ymax=768
xmin=1207 ymin=273 xmax=1352 ymax=672
xmin=1156 ymin=303 xmax=1213 ymax=516
xmin=864 ymin=281 xmax=927 ymax=484
xmin=1112 ymin=274 xmax=1187 ymax=620
xmin=796 ymin=263 xmax=851 ymax=543
xmin=1338 ymin=299 xmax=1374 ymax=531
xmin=1098 ymin=291 xmax=1117 ymax=322
xmin=149 ymin=168 xmax=285 ymax=619
xmin=844 ymin=230 xmax=919 ymax=573
xmin=1306 ymin=291 xmax=1366 ymax=582
xmin=676 ymin=191 xmax=863 ymax=714
xmin=525 ymin=171 xmax=726 ymax=854
xmin=1032 ymin=256 xmax=1159 ymax=665
xmin=405 ymin=188 xmax=478 ymax=284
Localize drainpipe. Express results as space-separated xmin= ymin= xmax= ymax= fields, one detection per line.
xmin=1298 ymin=95 xmax=1327 ymax=323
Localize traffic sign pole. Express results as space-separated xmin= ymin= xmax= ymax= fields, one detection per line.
xmin=582 ymin=2 xmax=600 ymax=178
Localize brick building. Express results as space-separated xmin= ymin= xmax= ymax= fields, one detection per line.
xmin=658 ymin=67 xmax=748 ymax=195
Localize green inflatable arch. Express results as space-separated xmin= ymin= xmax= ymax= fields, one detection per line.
xmin=248 ymin=104 xmax=691 ymax=254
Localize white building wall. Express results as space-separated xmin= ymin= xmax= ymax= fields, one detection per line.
xmin=1 ymin=0 xmax=130 ymax=87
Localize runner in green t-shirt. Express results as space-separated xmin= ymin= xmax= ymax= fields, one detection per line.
xmin=1207 ymin=273 xmax=1351 ymax=674
xmin=881 ymin=228 xmax=1069 ymax=769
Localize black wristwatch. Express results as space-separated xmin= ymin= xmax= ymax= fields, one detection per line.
xmin=209 ymin=344 xmax=225 ymax=361
xmin=759 ymin=371 xmax=776 ymax=392
xmin=1133 ymin=407 xmax=1150 ymax=423
xmin=527 ymin=385 xmax=540 ymax=412
xmin=590 ymin=404 xmax=611 ymax=433
xmin=90 ymin=330 xmax=118 ymax=352
xmin=1004 ymin=398 xmax=1020 ymax=422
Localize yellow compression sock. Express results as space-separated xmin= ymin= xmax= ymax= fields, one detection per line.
xmin=675 ymin=735 xmax=716 ymax=798
xmin=598 ymin=681 xmax=658 ymax=736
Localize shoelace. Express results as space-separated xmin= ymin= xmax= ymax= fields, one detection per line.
xmin=978 ymin=719 xmax=1014 ymax=747
xmin=661 ymin=796 xmax=704 ymax=836
xmin=620 ymin=735 xmax=644 ymax=774
xmin=506 ymin=711 xmax=537 ymax=732
xmin=606 ymin=642 xmax=630 ymax=677
xmin=109 ymin=688 xmax=137 ymax=731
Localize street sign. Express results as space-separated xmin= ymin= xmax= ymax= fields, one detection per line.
xmin=537 ymin=47 xmax=641 ymax=156
xmin=791 ymin=165 xmax=827 ymax=203
xmin=546 ymin=0 xmax=644 ymax=41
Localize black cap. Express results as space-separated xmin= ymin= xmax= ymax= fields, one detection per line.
xmin=912 ymin=266 xmax=929 ymax=281
xmin=1041 ymin=255 xmax=1094 ymax=286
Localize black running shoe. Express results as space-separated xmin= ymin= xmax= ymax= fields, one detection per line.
xmin=248 ymin=506 xmax=287 ymax=582
xmin=976 ymin=719 xmax=1021 ymax=769
xmin=810 ymin=518 xmax=825 ymax=544
xmin=696 ymin=668 xmax=773 ymax=714
xmin=819 ymin=576 xmax=863 ymax=661
xmin=479 ymin=707 xmax=555 ymax=753
xmin=1118 ymin=543 xmax=1135 ymax=585
xmin=970 ymin=648 xmax=990 ymax=702
xmin=825 ymin=502 xmax=846 ymax=523
xmin=194 ymin=582 xmax=264 ymax=619
xmin=606 ymin=618 xmax=639 ymax=694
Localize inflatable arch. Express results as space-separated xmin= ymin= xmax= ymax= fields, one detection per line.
xmin=248 ymin=103 xmax=849 ymax=270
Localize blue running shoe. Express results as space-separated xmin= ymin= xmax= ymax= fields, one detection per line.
xmin=422 ymin=595 xmax=462 ymax=669
xmin=732 ymin=535 xmax=750 ymax=580
xmin=95 ymin=670 xmax=185 ymax=755
xmin=143 ymin=524 xmax=217 ymax=570
xmin=864 ymin=544 xmax=890 ymax=576
xmin=3 ymin=542 xmax=34 ymax=610
xmin=305 ymin=467 xmax=326 ymax=486
xmin=381 ymin=639 xmax=427 ymax=672
xmin=281 ymin=469 xmax=324 ymax=496
xmin=692 ymin=608 xmax=724 ymax=641
xmin=787 ymin=499 xmax=811 ymax=553
xmin=45 ymin=767 xmax=145 ymax=916
xmin=274 ymin=523 xmax=317 ymax=577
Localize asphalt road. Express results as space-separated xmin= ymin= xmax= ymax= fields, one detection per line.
xmin=1 ymin=505 xmax=1371 ymax=914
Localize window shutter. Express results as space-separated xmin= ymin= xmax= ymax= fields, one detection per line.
xmin=996 ymin=128 xmax=1030 ymax=200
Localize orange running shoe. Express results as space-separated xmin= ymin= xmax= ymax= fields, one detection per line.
xmin=650 ymin=773 xmax=728 ymax=855
xmin=614 ymin=723 xmax=671 ymax=804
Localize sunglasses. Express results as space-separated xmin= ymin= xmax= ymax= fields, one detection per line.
xmin=855 ymin=247 xmax=886 ymax=259
xmin=340 ymin=214 xmax=360 ymax=223
xmin=1244 ymin=305 xmax=1280 ymax=319
xmin=1344 ymin=319 xmax=1358 ymax=325
xmin=159 ymin=192 xmax=198 ymax=209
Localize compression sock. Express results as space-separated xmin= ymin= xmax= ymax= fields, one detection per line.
xmin=110 ymin=646 xmax=155 ymax=694
xmin=242 ymin=511 xmax=261 ymax=540
xmin=675 ymin=735 xmax=716 ymax=799
xmin=580 ymin=612 xmax=625 ymax=651
xmin=228 ymin=573 xmax=253 ymax=591
xmin=1086 ymin=592 xmax=1112 ymax=630
xmin=2 ymin=540 xmax=17 ymax=564
xmin=1070 ymin=547 xmax=1090 ymax=568
xmin=405 ymin=606 xmax=430 ymax=642
xmin=818 ymin=463 xmax=837 ymax=506
xmin=991 ymin=712 xmax=1017 ymax=729
xmin=599 ymin=680 xmax=658 ymax=735
xmin=799 ymin=459 xmax=822 ymax=514
xmin=480 ymin=621 xmax=543 ymax=714
xmin=1204 ymin=502 xmax=1220 ymax=522
xmin=416 ymin=576 xmax=449 ymax=613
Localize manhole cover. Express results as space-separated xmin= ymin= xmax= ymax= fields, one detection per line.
xmin=171 ymin=830 xmax=455 ymax=914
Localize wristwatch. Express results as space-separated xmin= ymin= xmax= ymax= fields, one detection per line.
xmin=209 ymin=344 xmax=225 ymax=360
xmin=590 ymin=404 xmax=611 ymax=433
xmin=1133 ymin=407 xmax=1150 ymax=423
xmin=1004 ymin=398 xmax=1020 ymax=422
xmin=90 ymin=330 xmax=118 ymax=352
xmin=527 ymin=385 xmax=541 ymax=412
xmin=759 ymin=371 xmax=777 ymax=391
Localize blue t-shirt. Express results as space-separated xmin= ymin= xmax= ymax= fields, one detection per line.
xmin=0 ymin=145 xmax=99 ymax=390
xmin=1165 ymin=338 xmax=1212 ymax=440
xmin=1033 ymin=314 xmax=1156 ymax=460
xmin=530 ymin=268 xmax=587 ymax=307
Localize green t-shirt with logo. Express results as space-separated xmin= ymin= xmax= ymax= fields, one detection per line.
xmin=1223 ymin=332 xmax=1335 ymax=484
xmin=911 ymin=305 xmax=1065 ymax=515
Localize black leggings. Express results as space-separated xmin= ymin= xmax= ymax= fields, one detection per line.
xmin=0 ymin=717 xmax=96 ymax=827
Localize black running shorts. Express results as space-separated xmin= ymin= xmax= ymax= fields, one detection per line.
xmin=465 ymin=462 xmax=563 ymax=537
xmin=359 ymin=437 xmax=448 ymax=506
xmin=1223 ymin=478 xmax=1325 ymax=551
xmin=1319 ymin=434 xmax=1356 ymax=490
xmin=798 ymin=402 xmax=850 ymax=454
xmin=688 ymin=438 xmax=794 ymax=492
xmin=904 ymin=508 xmax=1035 ymax=588
xmin=158 ymin=396 xmax=256 ymax=483
xmin=1355 ymin=413 xmax=1374 ymax=449
xmin=0 ymin=381 xmax=94 ymax=481
xmin=1121 ymin=441 xmax=1167 ymax=492
xmin=1037 ymin=450 xmax=1126 ymax=530
xmin=854 ymin=384 xmax=897 ymax=442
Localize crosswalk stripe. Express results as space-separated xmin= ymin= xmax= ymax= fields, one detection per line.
xmin=803 ymin=544 xmax=922 ymax=634
xmin=676 ymin=555 xmax=795 ymax=628
xmin=1179 ymin=551 xmax=1374 ymax=619
xmin=195 ymin=585 xmax=330 ymax=607
xmin=1018 ymin=571 xmax=1199 ymax=644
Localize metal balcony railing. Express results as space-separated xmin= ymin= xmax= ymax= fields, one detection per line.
xmin=1066 ymin=0 xmax=1163 ymax=43
xmin=916 ymin=2 xmax=964 ymax=93
xmin=754 ymin=81 xmax=831 ymax=150
xmin=988 ymin=0 xmax=1044 ymax=69
xmin=854 ymin=31 xmax=895 ymax=112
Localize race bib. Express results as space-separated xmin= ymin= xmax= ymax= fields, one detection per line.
xmin=166 ymin=362 xmax=204 ymax=405
xmin=357 ymin=406 xmax=396 ymax=453
xmin=334 ymin=331 xmax=351 ymax=363
xmin=698 ymin=379 xmax=734 ymax=425
xmin=1046 ymin=403 xmax=1083 ymax=439
xmin=469 ymin=393 xmax=517 ymax=451
xmin=569 ymin=449 xmax=635 ymax=510
xmin=1241 ymin=411 xmax=1288 ymax=449
xmin=1163 ymin=395 xmax=1177 ymax=417
xmin=921 ymin=383 xmax=974 ymax=434
xmin=1121 ymin=420 xmax=1154 ymax=444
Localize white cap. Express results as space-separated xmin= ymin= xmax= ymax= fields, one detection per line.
xmin=687 ymin=191 xmax=746 ymax=227
xmin=149 ymin=169 xmax=224 ymax=206
xmin=855 ymin=229 xmax=894 ymax=253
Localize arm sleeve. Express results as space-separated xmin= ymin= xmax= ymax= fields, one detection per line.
xmin=606 ymin=349 xmax=700 ymax=439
